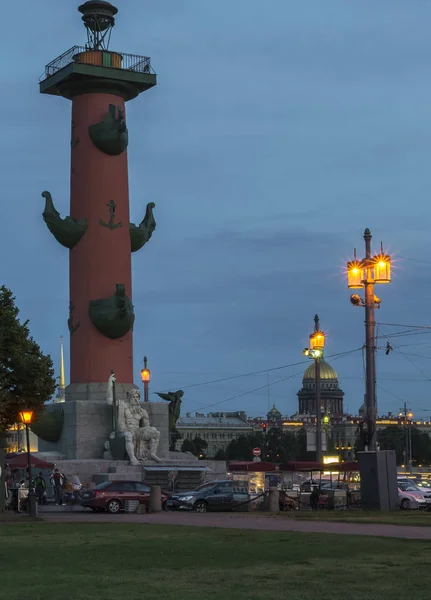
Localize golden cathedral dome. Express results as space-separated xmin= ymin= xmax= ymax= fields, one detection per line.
xmin=303 ymin=360 xmax=338 ymax=381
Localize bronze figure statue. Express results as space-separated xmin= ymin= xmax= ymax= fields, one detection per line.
xmin=156 ymin=390 xmax=184 ymax=431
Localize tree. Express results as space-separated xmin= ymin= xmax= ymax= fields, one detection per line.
xmin=169 ymin=427 xmax=182 ymax=451
xmin=225 ymin=428 xmax=308 ymax=462
xmin=377 ymin=425 xmax=431 ymax=465
xmin=181 ymin=436 xmax=208 ymax=458
xmin=377 ymin=426 xmax=405 ymax=463
xmin=226 ymin=432 xmax=265 ymax=461
xmin=0 ymin=286 xmax=56 ymax=512
xmin=411 ymin=428 xmax=431 ymax=464
xmin=214 ymin=448 xmax=227 ymax=461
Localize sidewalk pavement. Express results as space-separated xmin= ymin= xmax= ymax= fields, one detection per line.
xmin=39 ymin=510 xmax=431 ymax=540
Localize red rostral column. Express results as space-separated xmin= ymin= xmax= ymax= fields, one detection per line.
xmin=40 ymin=1 xmax=157 ymax=386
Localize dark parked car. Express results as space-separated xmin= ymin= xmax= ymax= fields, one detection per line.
xmin=167 ymin=480 xmax=233 ymax=512
xmin=320 ymin=481 xmax=349 ymax=490
xmin=81 ymin=480 xmax=169 ymax=514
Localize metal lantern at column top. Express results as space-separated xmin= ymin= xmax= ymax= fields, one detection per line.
xmin=309 ymin=329 xmax=325 ymax=352
xmin=373 ymin=243 xmax=391 ymax=284
xmin=347 ymin=249 xmax=364 ymax=289
xmin=78 ymin=1 xmax=118 ymax=51
xmin=140 ymin=356 xmax=151 ymax=383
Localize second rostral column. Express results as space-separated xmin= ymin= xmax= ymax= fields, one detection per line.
xmin=40 ymin=1 xmax=158 ymax=458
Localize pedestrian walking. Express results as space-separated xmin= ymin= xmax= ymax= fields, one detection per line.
xmin=34 ymin=472 xmax=46 ymax=505
xmin=50 ymin=468 xmax=65 ymax=505
xmin=310 ymin=486 xmax=320 ymax=511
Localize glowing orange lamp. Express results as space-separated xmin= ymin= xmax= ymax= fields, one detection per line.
xmin=18 ymin=410 xmax=34 ymax=425
xmin=140 ymin=368 xmax=151 ymax=383
xmin=309 ymin=330 xmax=325 ymax=352
xmin=18 ymin=409 xmax=36 ymax=517
xmin=140 ymin=356 xmax=151 ymax=402
xmin=347 ymin=249 xmax=364 ymax=289
xmin=373 ymin=246 xmax=391 ymax=284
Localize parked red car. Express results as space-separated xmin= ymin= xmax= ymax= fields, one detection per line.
xmin=81 ymin=480 xmax=169 ymax=514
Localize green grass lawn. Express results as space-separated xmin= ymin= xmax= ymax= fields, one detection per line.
xmin=1 ymin=523 xmax=431 ymax=600
xmin=281 ymin=509 xmax=431 ymax=527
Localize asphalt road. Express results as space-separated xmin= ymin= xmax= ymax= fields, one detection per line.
xmin=38 ymin=508 xmax=431 ymax=540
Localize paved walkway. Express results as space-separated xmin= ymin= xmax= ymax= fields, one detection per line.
xmin=39 ymin=510 xmax=431 ymax=540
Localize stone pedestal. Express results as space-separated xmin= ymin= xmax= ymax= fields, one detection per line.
xmin=146 ymin=402 xmax=169 ymax=459
xmin=38 ymin=383 xmax=169 ymax=461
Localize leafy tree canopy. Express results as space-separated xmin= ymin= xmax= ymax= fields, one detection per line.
xmin=169 ymin=427 xmax=182 ymax=451
xmin=214 ymin=448 xmax=227 ymax=461
xmin=0 ymin=286 xmax=56 ymax=434
xmin=377 ymin=425 xmax=431 ymax=465
xmin=181 ymin=436 xmax=208 ymax=458
xmin=225 ymin=428 xmax=311 ymax=462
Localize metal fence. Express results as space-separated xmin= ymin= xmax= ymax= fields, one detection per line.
xmin=41 ymin=45 xmax=155 ymax=81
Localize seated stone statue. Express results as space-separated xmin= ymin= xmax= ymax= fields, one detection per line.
xmin=107 ymin=373 xmax=161 ymax=465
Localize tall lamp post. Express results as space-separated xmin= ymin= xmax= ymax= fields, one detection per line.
xmin=140 ymin=356 xmax=151 ymax=403
xmin=18 ymin=410 xmax=36 ymax=517
xmin=399 ymin=403 xmax=413 ymax=470
xmin=303 ymin=315 xmax=326 ymax=462
xmin=347 ymin=228 xmax=392 ymax=451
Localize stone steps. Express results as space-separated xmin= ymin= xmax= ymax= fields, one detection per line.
xmin=93 ymin=472 xmax=143 ymax=484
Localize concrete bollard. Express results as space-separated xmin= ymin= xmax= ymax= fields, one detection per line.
xmin=149 ymin=485 xmax=162 ymax=513
xmin=268 ymin=486 xmax=280 ymax=512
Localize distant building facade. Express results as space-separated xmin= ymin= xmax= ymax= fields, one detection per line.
xmin=176 ymin=411 xmax=253 ymax=457
xmin=6 ymin=424 xmax=38 ymax=454
xmin=173 ymin=357 xmax=431 ymax=463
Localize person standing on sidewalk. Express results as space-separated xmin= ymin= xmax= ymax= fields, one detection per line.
xmin=34 ymin=472 xmax=46 ymax=505
xmin=50 ymin=469 xmax=65 ymax=505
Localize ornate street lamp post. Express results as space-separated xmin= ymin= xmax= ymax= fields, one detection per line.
xmin=18 ymin=410 xmax=36 ymax=517
xmin=140 ymin=356 xmax=151 ymax=403
xmin=399 ymin=403 xmax=413 ymax=470
xmin=303 ymin=315 xmax=326 ymax=462
xmin=347 ymin=228 xmax=392 ymax=451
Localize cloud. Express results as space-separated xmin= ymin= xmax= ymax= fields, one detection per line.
xmin=2 ymin=0 xmax=431 ymax=419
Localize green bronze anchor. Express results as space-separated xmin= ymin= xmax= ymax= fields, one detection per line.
xmin=68 ymin=302 xmax=80 ymax=335
xmin=100 ymin=200 xmax=122 ymax=230
xmin=71 ymin=121 xmax=80 ymax=149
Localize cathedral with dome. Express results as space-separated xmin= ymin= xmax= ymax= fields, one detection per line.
xmin=297 ymin=359 xmax=344 ymax=417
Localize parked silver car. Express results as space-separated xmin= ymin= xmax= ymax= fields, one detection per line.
xmin=398 ymin=478 xmax=431 ymax=510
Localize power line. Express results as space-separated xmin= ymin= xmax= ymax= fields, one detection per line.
xmin=398 ymin=256 xmax=431 ymax=265
xmin=161 ymin=371 xmax=246 ymax=376
xmin=376 ymin=383 xmax=407 ymax=404
xmin=180 ymin=347 xmax=362 ymax=412
xmin=376 ymin=322 xmax=431 ymax=330
xmin=157 ymin=347 xmax=362 ymax=393
xmin=394 ymin=341 xmax=431 ymax=349
xmin=393 ymin=351 xmax=431 ymax=360
xmin=384 ymin=331 xmax=431 ymax=340
xmin=342 ymin=376 xmax=431 ymax=381
xmin=393 ymin=346 xmax=431 ymax=383
xmin=197 ymin=371 xmax=305 ymax=411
